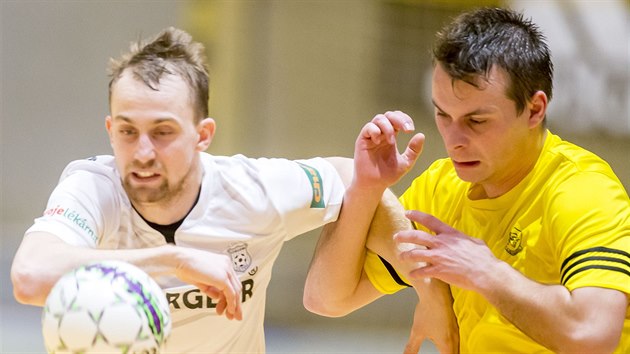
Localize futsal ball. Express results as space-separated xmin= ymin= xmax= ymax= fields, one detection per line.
xmin=42 ymin=260 xmax=172 ymax=353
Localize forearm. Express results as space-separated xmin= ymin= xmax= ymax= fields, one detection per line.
xmin=11 ymin=232 xmax=180 ymax=306
xmin=304 ymin=182 xmax=386 ymax=316
xmin=305 ymin=112 xmax=424 ymax=316
xmin=482 ymin=261 xmax=626 ymax=353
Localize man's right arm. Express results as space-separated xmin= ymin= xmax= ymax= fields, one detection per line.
xmin=304 ymin=111 xmax=458 ymax=353
xmin=11 ymin=231 xmax=243 ymax=320
xmin=304 ymin=111 xmax=424 ymax=315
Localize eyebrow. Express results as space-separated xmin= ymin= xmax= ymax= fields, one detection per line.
xmin=113 ymin=115 xmax=178 ymax=125
xmin=431 ymin=99 xmax=495 ymax=117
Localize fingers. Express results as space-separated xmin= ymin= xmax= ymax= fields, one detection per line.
xmin=361 ymin=111 xmax=416 ymax=145
xmin=394 ymin=227 xmax=435 ymax=249
xmin=220 ymin=271 xmax=242 ymax=320
xmin=227 ymin=270 xmax=243 ymax=320
xmin=199 ymin=282 xmax=243 ymax=321
xmin=384 ymin=110 xmax=414 ymax=132
xmin=404 ymin=210 xmax=453 ymax=235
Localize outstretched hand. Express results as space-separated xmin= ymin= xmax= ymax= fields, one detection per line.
xmin=353 ymin=111 xmax=425 ymax=191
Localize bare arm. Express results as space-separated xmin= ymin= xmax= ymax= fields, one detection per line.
xmin=398 ymin=211 xmax=627 ymax=353
xmin=487 ymin=265 xmax=626 ymax=353
xmin=304 ymin=157 xmax=386 ymax=316
xmin=11 ymin=232 xmax=243 ymax=320
xmin=304 ymin=111 xmax=424 ymax=316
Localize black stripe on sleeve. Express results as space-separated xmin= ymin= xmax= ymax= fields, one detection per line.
xmin=378 ymin=255 xmax=412 ymax=288
xmin=561 ymin=246 xmax=630 ymax=272
xmin=561 ymin=256 xmax=630 ymax=284
xmin=560 ymin=247 xmax=630 ymax=285
xmin=562 ymin=264 xmax=630 ymax=285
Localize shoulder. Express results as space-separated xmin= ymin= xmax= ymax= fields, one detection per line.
xmin=544 ymin=133 xmax=622 ymax=183
xmin=56 ymin=155 xmax=124 ymax=203
xmin=541 ymin=133 xmax=628 ymax=204
xmin=202 ymin=152 xmax=338 ymax=182
xmin=60 ymin=155 xmax=118 ymax=182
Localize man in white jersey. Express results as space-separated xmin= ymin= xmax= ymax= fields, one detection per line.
xmin=10 ymin=27 xmax=348 ymax=352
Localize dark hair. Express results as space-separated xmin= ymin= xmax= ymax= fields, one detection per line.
xmin=433 ymin=7 xmax=553 ymax=114
xmin=108 ymin=27 xmax=209 ymax=122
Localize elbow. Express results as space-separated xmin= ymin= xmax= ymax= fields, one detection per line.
xmin=303 ymin=287 xmax=354 ymax=318
xmin=11 ymin=266 xmax=47 ymax=306
xmin=554 ymin=327 xmax=621 ymax=354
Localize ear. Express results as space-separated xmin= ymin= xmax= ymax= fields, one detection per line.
xmin=196 ymin=118 xmax=216 ymax=151
xmin=105 ymin=116 xmax=115 ymax=145
xmin=528 ymin=91 xmax=548 ymax=129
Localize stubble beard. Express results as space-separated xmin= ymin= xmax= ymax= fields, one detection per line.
xmin=123 ymin=164 xmax=191 ymax=207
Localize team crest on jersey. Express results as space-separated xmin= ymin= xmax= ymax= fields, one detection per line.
xmin=505 ymin=226 xmax=523 ymax=256
xmin=228 ymin=242 xmax=252 ymax=273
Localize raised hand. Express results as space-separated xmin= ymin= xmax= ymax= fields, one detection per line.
xmin=353 ymin=111 xmax=425 ymax=191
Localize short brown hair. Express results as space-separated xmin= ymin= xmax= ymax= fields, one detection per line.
xmin=108 ymin=27 xmax=209 ymax=122
xmin=433 ymin=7 xmax=553 ymax=115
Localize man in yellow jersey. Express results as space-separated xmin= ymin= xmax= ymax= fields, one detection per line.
xmin=304 ymin=7 xmax=629 ymax=353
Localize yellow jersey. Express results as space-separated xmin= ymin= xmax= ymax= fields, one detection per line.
xmin=365 ymin=131 xmax=630 ymax=353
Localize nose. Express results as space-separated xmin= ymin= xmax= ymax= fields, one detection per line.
xmin=134 ymin=134 xmax=156 ymax=163
xmin=441 ymin=122 xmax=468 ymax=151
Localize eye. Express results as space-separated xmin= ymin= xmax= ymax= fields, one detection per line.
xmin=119 ymin=128 xmax=137 ymax=136
xmin=153 ymin=126 xmax=176 ymax=137
xmin=435 ymin=110 xmax=448 ymax=119
xmin=469 ymin=118 xmax=486 ymax=125
xmin=155 ymin=130 xmax=172 ymax=136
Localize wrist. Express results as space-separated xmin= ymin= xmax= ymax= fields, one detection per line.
xmin=346 ymin=181 xmax=387 ymax=200
xmin=157 ymin=243 xmax=182 ymax=276
xmin=476 ymin=259 xmax=512 ymax=300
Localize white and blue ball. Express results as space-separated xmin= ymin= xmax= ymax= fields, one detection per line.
xmin=42 ymin=260 xmax=171 ymax=353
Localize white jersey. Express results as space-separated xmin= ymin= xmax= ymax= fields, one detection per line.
xmin=26 ymin=152 xmax=345 ymax=353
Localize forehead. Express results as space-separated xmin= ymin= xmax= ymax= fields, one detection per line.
xmin=431 ymin=64 xmax=511 ymax=108
xmin=111 ymin=69 xmax=191 ymax=100
xmin=110 ymin=70 xmax=195 ymax=124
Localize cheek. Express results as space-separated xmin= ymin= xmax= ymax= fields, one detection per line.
xmin=162 ymin=143 xmax=196 ymax=172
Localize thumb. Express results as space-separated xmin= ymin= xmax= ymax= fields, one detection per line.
xmin=402 ymin=133 xmax=425 ymax=167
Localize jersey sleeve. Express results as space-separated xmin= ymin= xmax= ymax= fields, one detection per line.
xmin=25 ymin=159 xmax=119 ymax=247
xmin=549 ymin=171 xmax=630 ymax=294
xmin=255 ymin=157 xmax=345 ymax=239
xmin=364 ymin=250 xmax=411 ymax=294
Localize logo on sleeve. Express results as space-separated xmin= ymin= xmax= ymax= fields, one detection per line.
xmin=44 ymin=205 xmax=97 ymax=242
xmin=298 ymin=163 xmax=324 ymax=208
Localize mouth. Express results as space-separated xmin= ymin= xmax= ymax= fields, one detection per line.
xmin=130 ymin=171 xmax=161 ymax=182
xmin=452 ymin=160 xmax=480 ymax=168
